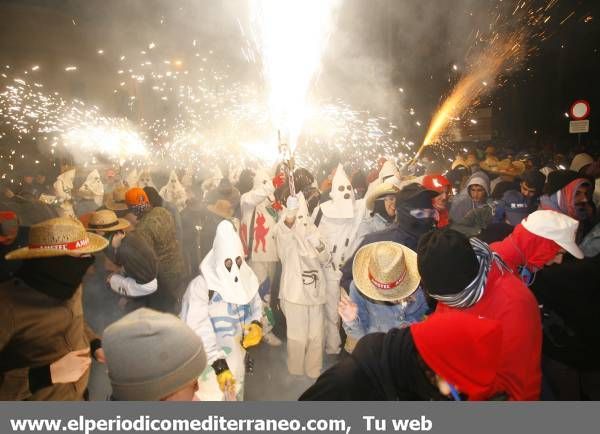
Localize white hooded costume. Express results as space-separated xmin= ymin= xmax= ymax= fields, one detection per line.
xmin=137 ymin=170 xmax=157 ymax=190
xmin=311 ymin=164 xmax=367 ymax=354
xmin=201 ymin=166 xmax=224 ymax=199
xmin=181 ymin=220 xmax=262 ymax=401
xmin=160 ymin=170 xmax=188 ymax=212
xmin=125 ymin=168 xmax=139 ymax=189
xmin=78 ymin=169 xmax=105 ymax=208
xmin=239 ymin=168 xmax=280 ymax=286
xmin=364 ymin=160 xmax=401 ymax=199
xmin=275 ymin=193 xmax=330 ymax=377
xmin=53 ymin=168 xmax=76 ymax=217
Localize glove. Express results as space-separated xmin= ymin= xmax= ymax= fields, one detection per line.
xmin=242 ymin=321 xmax=263 ymax=349
xmin=285 ymin=195 xmax=299 ymax=219
xmin=212 ymin=359 xmax=235 ymax=392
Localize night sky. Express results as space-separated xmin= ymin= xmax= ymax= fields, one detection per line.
xmin=1 ymin=0 xmax=599 ymax=158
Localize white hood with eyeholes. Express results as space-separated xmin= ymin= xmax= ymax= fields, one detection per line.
xmin=321 ymin=164 xmax=355 ymax=218
xmin=160 ymin=170 xmax=188 ymax=212
xmin=53 ymin=168 xmax=76 ymax=201
xmin=79 ymin=169 xmax=105 ymax=206
xmin=138 ymin=170 xmax=157 ymax=189
xmin=200 ymin=220 xmax=259 ymax=305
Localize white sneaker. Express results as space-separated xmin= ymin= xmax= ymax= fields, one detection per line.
xmin=263 ymin=332 xmax=282 ymax=346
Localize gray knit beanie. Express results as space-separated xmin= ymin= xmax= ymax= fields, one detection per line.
xmin=103 ymin=308 xmax=207 ymax=401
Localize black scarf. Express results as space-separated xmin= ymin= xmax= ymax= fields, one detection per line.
xmin=17 ymin=255 xmax=94 ymax=300
xmin=396 ymin=207 xmax=436 ymax=239
xmin=352 ymin=327 xmax=445 ymax=400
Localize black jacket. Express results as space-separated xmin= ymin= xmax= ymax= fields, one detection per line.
xmin=531 ymin=255 xmax=600 ymax=370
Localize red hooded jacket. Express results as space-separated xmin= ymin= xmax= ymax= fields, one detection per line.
xmin=491 ymin=224 xmax=562 ymax=275
xmin=434 ymin=262 xmax=542 ymax=400
xmin=411 ymin=312 xmax=503 ymax=400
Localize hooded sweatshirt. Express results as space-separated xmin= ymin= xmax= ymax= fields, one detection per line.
xmin=449 ymin=171 xmax=491 ymax=223
xmin=434 ymin=261 xmax=542 ymax=400
xmin=539 ymin=178 xmax=592 ymax=221
xmin=299 ymin=312 xmax=503 ymax=401
xmin=491 ymin=224 xmax=561 ymax=276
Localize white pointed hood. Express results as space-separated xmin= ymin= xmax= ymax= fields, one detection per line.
xmin=125 ymin=168 xmax=139 ymax=188
xmin=321 ymin=164 xmax=355 ymax=218
xmin=253 ymin=168 xmax=272 ymax=191
xmin=200 ymin=220 xmax=259 ymax=305
xmin=200 ymin=166 xmax=223 ymax=194
xmin=291 ymin=192 xmax=310 ymax=237
xmin=160 ymin=170 xmax=188 ymax=212
xmin=53 ymin=168 xmax=76 ymax=200
xmin=137 ymin=170 xmax=156 ymax=189
xmin=79 ymin=169 xmax=104 ymax=205
xmin=181 ymin=167 xmax=194 ymax=189
xmin=378 ymin=160 xmax=400 ymax=184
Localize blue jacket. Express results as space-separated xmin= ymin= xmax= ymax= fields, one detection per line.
xmin=342 ymin=282 xmax=429 ymax=340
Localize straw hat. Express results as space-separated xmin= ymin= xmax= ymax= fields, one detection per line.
xmin=207 ymin=200 xmax=235 ymax=219
xmin=451 ymin=156 xmax=467 ymax=170
xmin=352 ymin=241 xmax=421 ymax=302
xmin=365 ymin=182 xmax=400 ymax=211
xmin=489 ymin=159 xmax=525 ymax=177
xmin=5 ymin=217 xmax=108 ymax=260
xmin=85 ymin=210 xmax=130 ymax=233
xmin=479 ymin=155 xmax=500 ymax=173
xmin=105 ymin=184 xmax=129 ymax=211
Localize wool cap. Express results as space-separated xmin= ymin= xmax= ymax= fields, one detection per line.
xmin=103 ymin=308 xmax=207 ymax=401
xmin=417 ymin=228 xmax=479 ymax=296
xmin=543 ymin=170 xmax=579 ymax=196
xmin=411 ymin=312 xmax=502 ymax=400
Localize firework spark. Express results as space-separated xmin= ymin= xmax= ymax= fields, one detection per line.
xmin=415 ymin=0 xmax=562 ymax=161
xmin=248 ymin=0 xmax=341 ymax=151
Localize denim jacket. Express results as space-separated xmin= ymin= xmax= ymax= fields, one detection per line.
xmin=342 ymin=281 xmax=429 ymax=340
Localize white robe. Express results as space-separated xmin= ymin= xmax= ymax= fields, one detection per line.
xmin=180 ymin=275 xmax=262 ymax=401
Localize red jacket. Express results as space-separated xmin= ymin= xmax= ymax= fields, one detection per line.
xmin=435 ymin=262 xmax=542 ymax=400
xmin=491 ymin=224 xmax=561 ymax=274
xmin=436 ymin=209 xmax=449 ymax=228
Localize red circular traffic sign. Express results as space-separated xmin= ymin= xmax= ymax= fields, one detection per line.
xmin=570 ymin=100 xmax=591 ymax=120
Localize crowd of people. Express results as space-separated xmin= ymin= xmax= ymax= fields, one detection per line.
xmin=1 ymin=144 xmax=599 ymax=401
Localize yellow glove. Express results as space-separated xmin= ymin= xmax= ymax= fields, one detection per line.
xmin=216 ymin=369 xmax=235 ymax=392
xmin=242 ymin=322 xmax=263 ymax=349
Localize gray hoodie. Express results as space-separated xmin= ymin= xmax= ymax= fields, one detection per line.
xmin=449 ymin=171 xmax=491 ymax=223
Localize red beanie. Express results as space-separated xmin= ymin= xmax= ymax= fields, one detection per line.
xmin=422 ymin=174 xmax=450 ymax=193
xmin=410 ymin=312 xmax=503 ymax=400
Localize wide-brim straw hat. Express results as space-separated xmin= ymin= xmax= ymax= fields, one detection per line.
xmin=6 ymin=217 xmax=108 ymax=260
xmin=104 ymin=185 xmax=129 ymax=211
xmin=352 ymin=241 xmax=421 ymax=302
xmin=489 ymin=159 xmax=526 ymax=177
xmin=366 ymin=182 xmax=400 ymax=211
xmin=207 ymin=200 xmax=235 ymax=219
xmin=480 ymin=156 xmax=500 ymax=173
xmin=84 ymin=209 xmax=130 ymax=233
